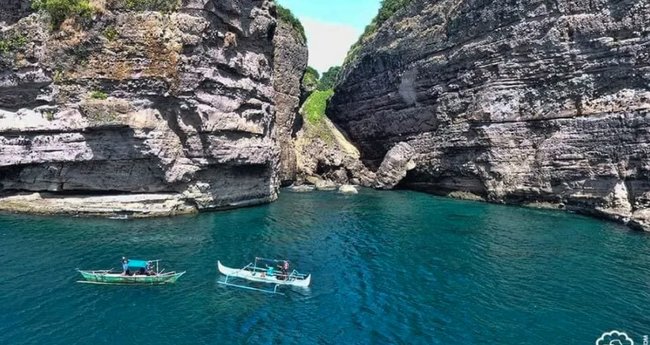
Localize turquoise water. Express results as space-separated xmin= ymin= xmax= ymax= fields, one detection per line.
xmin=1 ymin=189 xmax=649 ymax=344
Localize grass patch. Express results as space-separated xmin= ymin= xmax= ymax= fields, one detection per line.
xmin=32 ymin=0 xmax=95 ymax=29
xmin=0 ymin=34 xmax=27 ymax=55
xmin=89 ymin=91 xmax=108 ymax=100
xmin=302 ymin=89 xmax=334 ymax=124
xmin=276 ymin=4 xmax=306 ymax=42
xmin=121 ymin=0 xmax=180 ymax=12
xmin=344 ymin=0 xmax=413 ymax=64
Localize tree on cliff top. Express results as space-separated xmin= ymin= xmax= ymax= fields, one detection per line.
xmin=317 ymin=66 xmax=341 ymax=91
xmin=344 ymin=0 xmax=413 ymax=64
xmin=276 ymin=5 xmax=307 ymax=42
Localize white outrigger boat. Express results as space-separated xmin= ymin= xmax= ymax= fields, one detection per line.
xmin=217 ymin=258 xmax=311 ymax=294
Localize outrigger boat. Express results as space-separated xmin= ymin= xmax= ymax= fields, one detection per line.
xmin=217 ymin=257 xmax=311 ymax=294
xmin=77 ymin=259 xmax=185 ymax=285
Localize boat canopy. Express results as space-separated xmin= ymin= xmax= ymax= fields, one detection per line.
xmin=127 ymin=260 xmax=150 ymax=268
xmin=254 ymin=257 xmax=289 ymax=266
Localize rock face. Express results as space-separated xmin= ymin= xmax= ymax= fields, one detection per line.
xmin=330 ymin=0 xmax=650 ymax=229
xmin=0 ymin=0 xmax=31 ymax=26
xmin=272 ymin=19 xmax=308 ymax=186
xmin=294 ymin=115 xmax=374 ymax=187
xmin=0 ymin=0 xmax=280 ymax=217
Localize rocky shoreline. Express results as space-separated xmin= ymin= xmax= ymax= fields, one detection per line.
xmin=1 ymin=0 xmax=649 ymax=233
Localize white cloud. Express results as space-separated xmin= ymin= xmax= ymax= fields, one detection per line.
xmin=300 ymin=18 xmax=360 ymax=74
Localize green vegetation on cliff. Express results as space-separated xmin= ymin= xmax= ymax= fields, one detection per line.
xmin=32 ymin=0 xmax=180 ymax=28
xmin=122 ymin=0 xmax=180 ymax=12
xmin=317 ymin=66 xmax=341 ymax=91
xmin=32 ymin=0 xmax=94 ymax=28
xmin=90 ymin=91 xmax=108 ymax=100
xmin=0 ymin=34 xmax=27 ymax=55
xmin=345 ymin=0 xmax=413 ymax=63
xmin=302 ymin=66 xmax=320 ymax=91
xmin=302 ymin=89 xmax=334 ymax=123
xmin=276 ymin=5 xmax=306 ymax=42
xmin=299 ymin=88 xmax=337 ymax=144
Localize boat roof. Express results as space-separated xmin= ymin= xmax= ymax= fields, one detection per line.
xmin=127 ymin=259 xmax=150 ymax=268
xmin=255 ymin=257 xmax=289 ymax=264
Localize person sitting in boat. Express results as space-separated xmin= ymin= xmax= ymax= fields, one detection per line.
xmin=146 ymin=262 xmax=155 ymax=276
xmin=277 ymin=261 xmax=289 ymax=280
xmin=121 ymin=257 xmax=130 ymax=276
xmin=266 ymin=265 xmax=275 ymax=277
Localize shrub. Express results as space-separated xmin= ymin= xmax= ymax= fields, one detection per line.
xmin=53 ymin=69 xmax=64 ymax=83
xmin=43 ymin=111 xmax=55 ymax=121
xmin=345 ymin=0 xmax=413 ymax=63
xmin=103 ymin=26 xmax=118 ymax=41
xmin=0 ymin=34 xmax=27 ymax=55
xmin=90 ymin=91 xmax=108 ymax=100
xmin=276 ymin=5 xmax=306 ymax=42
xmin=302 ymin=66 xmax=320 ymax=91
xmin=302 ymin=89 xmax=334 ymax=124
xmin=32 ymin=0 xmax=94 ymax=29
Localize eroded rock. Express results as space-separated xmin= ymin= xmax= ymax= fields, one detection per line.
xmin=0 ymin=0 xmax=281 ymax=216
xmin=330 ymin=0 xmax=650 ymax=230
xmin=374 ymin=142 xmax=416 ymax=190
xmin=338 ymin=184 xmax=359 ymax=194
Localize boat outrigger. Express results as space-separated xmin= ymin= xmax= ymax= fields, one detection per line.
xmin=77 ymin=259 xmax=185 ymax=285
xmin=217 ymin=258 xmax=311 ymax=294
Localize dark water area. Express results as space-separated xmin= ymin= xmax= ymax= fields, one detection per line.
xmin=1 ymin=189 xmax=649 ymax=344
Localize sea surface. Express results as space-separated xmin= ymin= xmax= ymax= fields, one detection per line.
xmin=1 ymin=189 xmax=649 ymax=345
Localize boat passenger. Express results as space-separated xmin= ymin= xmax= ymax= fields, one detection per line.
xmin=278 ymin=261 xmax=289 ymax=280
xmin=146 ymin=262 xmax=155 ymax=276
xmin=266 ymin=265 xmax=274 ymax=277
xmin=121 ymin=257 xmax=130 ymax=276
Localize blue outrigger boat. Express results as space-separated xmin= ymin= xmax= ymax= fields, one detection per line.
xmin=77 ymin=259 xmax=185 ymax=285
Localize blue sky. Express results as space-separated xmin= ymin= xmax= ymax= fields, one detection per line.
xmin=277 ymin=0 xmax=381 ymax=73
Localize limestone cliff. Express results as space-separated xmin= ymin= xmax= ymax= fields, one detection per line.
xmin=272 ymin=18 xmax=307 ymax=186
xmin=330 ymin=0 xmax=650 ymax=230
xmin=0 ymin=0 xmax=280 ymax=217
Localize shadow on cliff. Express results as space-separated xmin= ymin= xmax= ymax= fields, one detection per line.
xmin=79 ymin=126 xmax=170 ymax=193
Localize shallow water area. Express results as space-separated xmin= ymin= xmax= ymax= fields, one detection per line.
xmin=1 ymin=189 xmax=649 ymax=344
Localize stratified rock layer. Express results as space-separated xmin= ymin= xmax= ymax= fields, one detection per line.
xmin=330 ymin=0 xmax=650 ymax=229
xmin=272 ymin=19 xmax=307 ymax=186
xmin=0 ymin=0 xmax=280 ymax=216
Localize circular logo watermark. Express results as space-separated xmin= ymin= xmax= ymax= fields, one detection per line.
xmin=596 ymin=330 xmax=635 ymax=345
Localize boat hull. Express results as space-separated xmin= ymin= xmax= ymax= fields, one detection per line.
xmin=217 ymin=261 xmax=311 ymax=288
xmin=77 ymin=270 xmax=185 ymax=285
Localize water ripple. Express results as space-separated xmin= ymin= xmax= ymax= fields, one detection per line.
xmin=1 ymin=190 xmax=650 ymax=344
